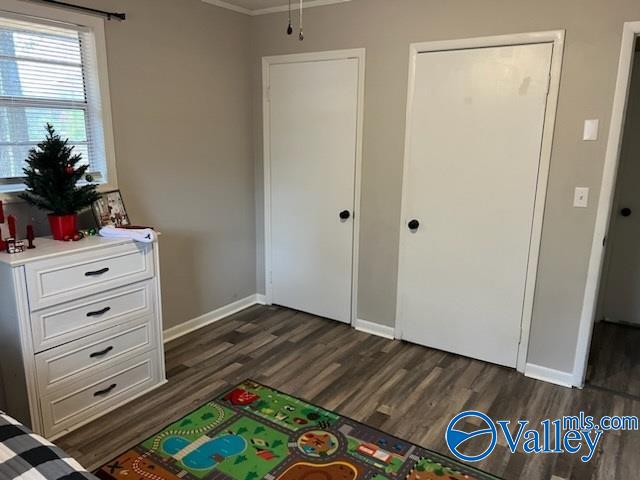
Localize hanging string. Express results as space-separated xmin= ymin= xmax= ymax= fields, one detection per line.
xmin=287 ymin=0 xmax=293 ymax=35
xmin=299 ymin=0 xmax=304 ymax=41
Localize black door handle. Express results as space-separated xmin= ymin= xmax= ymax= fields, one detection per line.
xmin=85 ymin=267 xmax=109 ymax=277
xmin=408 ymin=219 xmax=420 ymax=230
xmin=86 ymin=306 xmax=111 ymax=317
xmin=93 ymin=383 xmax=117 ymax=397
xmin=339 ymin=210 xmax=351 ymax=220
xmin=89 ymin=346 xmax=114 ymax=358
xmin=621 ymin=207 xmax=632 ymax=217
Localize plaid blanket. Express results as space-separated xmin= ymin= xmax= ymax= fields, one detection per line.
xmin=0 ymin=412 xmax=96 ymax=480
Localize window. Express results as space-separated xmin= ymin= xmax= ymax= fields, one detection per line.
xmin=0 ymin=7 xmax=114 ymax=194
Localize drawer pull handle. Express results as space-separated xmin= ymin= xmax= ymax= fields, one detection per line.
xmin=85 ymin=267 xmax=110 ymax=277
xmin=86 ymin=306 xmax=111 ymax=317
xmin=89 ymin=346 xmax=114 ymax=358
xmin=94 ymin=383 xmax=117 ymax=397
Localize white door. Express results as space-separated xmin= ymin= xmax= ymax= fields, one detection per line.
xmin=267 ymin=57 xmax=360 ymax=323
xmin=600 ymin=55 xmax=640 ymax=326
xmin=398 ymin=43 xmax=553 ymax=367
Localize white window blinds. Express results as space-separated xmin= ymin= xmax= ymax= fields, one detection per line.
xmin=0 ymin=13 xmax=107 ymax=190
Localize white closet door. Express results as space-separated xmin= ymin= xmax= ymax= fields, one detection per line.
xmin=268 ymin=58 xmax=359 ymax=323
xmin=398 ymin=43 xmax=553 ymax=367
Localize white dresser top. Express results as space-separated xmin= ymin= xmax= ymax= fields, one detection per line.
xmin=0 ymin=236 xmax=139 ymax=267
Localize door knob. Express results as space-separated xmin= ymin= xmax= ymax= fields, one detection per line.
xmin=621 ymin=207 xmax=632 ymax=217
xmin=339 ymin=210 xmax=351 ymax=220
xmin=408 ymin=219 xmax=420 ymax=230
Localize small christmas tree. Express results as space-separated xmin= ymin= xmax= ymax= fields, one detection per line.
xmin=19 ymin=124 xmax=99 ymax=215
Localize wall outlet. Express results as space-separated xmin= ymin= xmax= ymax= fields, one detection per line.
xmin=583 ymin=119 xmax=599 ymax=141
xmin=574 ymin=187 xmax=589 ymax=208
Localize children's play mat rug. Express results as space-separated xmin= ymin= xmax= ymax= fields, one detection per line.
xmin=95 ymin=380 xmax=500 ymax=480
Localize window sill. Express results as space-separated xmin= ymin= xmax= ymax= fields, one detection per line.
xmin=0 ymin=181 xmax=118 ymax=204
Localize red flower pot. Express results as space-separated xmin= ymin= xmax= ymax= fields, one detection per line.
xmin=48 ymin=214 xmax=78 ymax=241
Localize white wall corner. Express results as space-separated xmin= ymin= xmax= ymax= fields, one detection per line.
xmin=163 ymin=294 xmax=262 ymax=343
xmin=354 ymin=318 xmax=395 ymax=340
xmin=524 ymin=363 xmax=575 ymax=389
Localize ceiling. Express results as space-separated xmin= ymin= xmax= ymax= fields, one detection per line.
xmin=202 ymin=0 xmax=351 ymax=16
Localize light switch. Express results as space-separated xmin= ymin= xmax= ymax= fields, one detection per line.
xmin=574 ymin=187 xmax=589 ymax=208
xmin=583 ymin=119 xmax=599 ymax=141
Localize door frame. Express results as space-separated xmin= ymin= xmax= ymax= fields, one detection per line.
xmin=262 ymin=48 xmax=366 ymax=325
xmin=396 ymin=31 xmax=565 ymax=372
xmin=574 ymin=21 xmax=640 ymax=387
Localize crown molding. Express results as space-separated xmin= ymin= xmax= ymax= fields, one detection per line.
xmin=202 ymin=0 xmax=252 ymax=15
xmin=202 ymin=0 xmax=351 ymax=16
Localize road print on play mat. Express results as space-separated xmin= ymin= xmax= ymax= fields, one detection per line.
xmin=94 ymin=380 xmax=501 ymax=480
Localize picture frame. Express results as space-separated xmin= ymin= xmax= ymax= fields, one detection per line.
xmin=92 ymin=189 xmax=131 ymax=228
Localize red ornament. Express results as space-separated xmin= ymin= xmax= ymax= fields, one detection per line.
xmin=65 ymin=165 xmax=74 ymax=175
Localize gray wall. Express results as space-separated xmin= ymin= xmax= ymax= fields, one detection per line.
xmin=250 ymin=0 xmax=640 ymax=375
xmin=86 ymin=0 xmax=256 ymax=330
xmin=4 ymin=0 xmax=256 ymax=333
xmin=6 ymin=0 xmax=639 ymax=377
xmin=8 ymin=0 xmax=257 ymax=330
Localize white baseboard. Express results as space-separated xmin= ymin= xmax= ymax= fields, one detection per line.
xmin=164 ymin=294 xmax=262 ymax=343
xmin=524 ymin=363 xmax=575 ymax=389
xmin=354 ymin=318 xmax=395 ymax=340
xmin=255 ymin=293 xmax=267 ymax=305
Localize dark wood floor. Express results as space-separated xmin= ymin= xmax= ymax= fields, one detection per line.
xmin=57 ymin=305 xmax=640 ymax=480
xmin=587 ymin=320 xmax=640 ymax=398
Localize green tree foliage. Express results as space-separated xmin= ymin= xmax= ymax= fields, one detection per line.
xmin=19 ymin=124 xmax=99 ymax=215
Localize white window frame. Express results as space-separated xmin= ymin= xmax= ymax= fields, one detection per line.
xmin=0 ymin=0 xmax=118 ymax=202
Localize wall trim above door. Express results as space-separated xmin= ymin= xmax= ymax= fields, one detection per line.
xmin=395 ymin=31 xmax=565 ymax=374
xmin=262 ymin=48 xmax=365 ymax=326
xmin=574 ymin=21 xmax=640 ymax=388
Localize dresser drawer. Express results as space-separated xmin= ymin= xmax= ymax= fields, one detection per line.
xmin=31 ymin=281 xmax=154 ymax=352
xmin=25 ymin=242 xmax=154 ymax=311
xmin=40 ymin=350 xmax=163 ymax=438
xmin=35 ymin=317 xmax=157 ymax=392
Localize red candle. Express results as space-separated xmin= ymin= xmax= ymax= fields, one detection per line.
xmin=7 ymin=215 xmax=16 ymax=238
xmin=0 ymin=200 xmax=4 ymax=223
xmin=26 ymin=225 xmax=35 ymax=249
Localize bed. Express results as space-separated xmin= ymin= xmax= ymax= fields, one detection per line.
xmin=0 ymin=412 xmax=96 ymax=480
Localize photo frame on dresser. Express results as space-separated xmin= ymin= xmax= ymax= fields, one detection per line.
xmin=92 ymin=189 xmax=131 ymax=228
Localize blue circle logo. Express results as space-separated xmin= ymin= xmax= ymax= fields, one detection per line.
xmin=446 ymin=411 xmax=497 ymax=462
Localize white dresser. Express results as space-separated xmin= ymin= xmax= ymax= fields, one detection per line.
xmin=0 ymin=236 xmax=166 ymax=440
